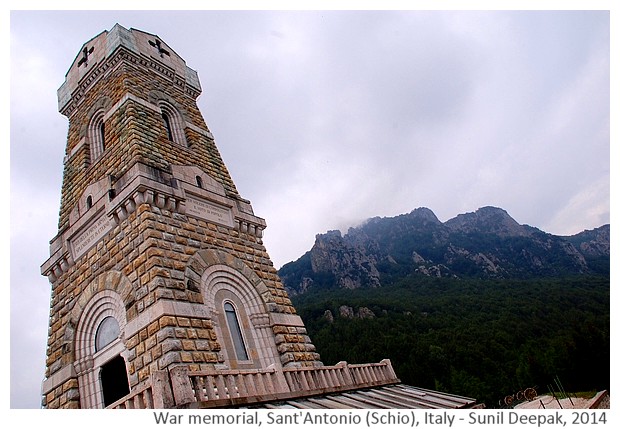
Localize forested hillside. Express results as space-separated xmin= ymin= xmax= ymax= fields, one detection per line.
xmin=292 ymin=275 xmax=609 ymax=407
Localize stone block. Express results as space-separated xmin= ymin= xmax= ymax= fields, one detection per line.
xmin=195 ymin=328 xmax=210 ymax=339
xmin=272 ymin=325 xmax=288 ymax=335
xmin=62 ymin=378 xmax=79 ymax=390
xmin=138 ymin=367 xmax=150 ymax=382
xmin=159 ymin=315 xmax=177 ymax=327
xmin=181 ymin=339 xmax=196 ymax=351
xmin=177 ymin=317 xmax=191 ymax=327
xmin=156 ymin=326 xmax=176 ymax=343
xmin=204 ymin=352 xmax=219 ymax=363
xmin=195 ymin=340 xmax=209 ymax=351
xmin=161 ymin=339 xmax=182 ymax=354
xmin=152 ymin=344 xmax=163 ymax=360
xmin=145 ymin=335 xmax=157 ymax=351
xmin=158 ymin=351 xmax=181 ymax=369
xmin=66 ymin=388 xmax=80 ymax=400
xmin=277 ymin=343 xmax=293 ymax=354
xmin=147 ymin=320 xmax=160 ymax=336
xmin=157 ymin=288 xmax=175 ymax=299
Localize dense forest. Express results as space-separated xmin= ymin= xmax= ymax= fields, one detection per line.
xmin=292 ymin=274 xmax=609 ymax=408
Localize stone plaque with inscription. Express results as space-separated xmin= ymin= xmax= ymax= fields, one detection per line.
xmin=70 ymin=214 xmax=114 ymax=260
xmin=186 ymin=196 xmax=234 ymax=227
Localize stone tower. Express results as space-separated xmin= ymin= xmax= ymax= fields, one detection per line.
xmin=40 ymin=24 xmax=321 ymax=409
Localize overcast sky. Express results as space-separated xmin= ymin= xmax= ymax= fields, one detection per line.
xmin=9 ymin=7 xmax=612 ymax=410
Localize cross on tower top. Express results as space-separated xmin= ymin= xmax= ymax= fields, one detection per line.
xmin=77 ymin=46 xmax=94 ymax=67
xmin=149 ymin=39 xmax=170 ymax=58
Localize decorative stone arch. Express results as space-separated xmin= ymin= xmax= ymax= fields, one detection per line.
xmin=69 ymin=271 xmax=135 ymax=408
xmin=148 ymin=90 xmax=187 ymax=147
xmin=70 ymin=271 xmax=136 ymax=326
xmin=185 ymin=249 xmax=280 ymax=370
xmin=81 ymin=97 xmax=112 ymax=166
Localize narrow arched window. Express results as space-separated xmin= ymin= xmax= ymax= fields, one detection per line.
xmin=161 ymin=112 xmax=174 ymax=141
xmin=224 ymin=302 xmax=249 ymax=361
xmin=89 ymin=110 xmax=106 ymax=163
xmin=159 ymin=101 xmax=187 ymax=146
xmin=196 ymin=175 xmax=203 ymax=188
xmin=99 ymin=122 xmax=105 ymax=150
xmin=86 ymin=195 xmax=93 ymax=210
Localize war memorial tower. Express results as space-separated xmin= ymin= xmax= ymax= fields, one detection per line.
xmin=40 ymin=24 xmax=324 ymax=408
xmin=41 ymin=25 xmax=474 ymax=410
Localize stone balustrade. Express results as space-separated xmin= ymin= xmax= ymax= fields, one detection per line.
xmin=108 ymin=384 xmax=155 ymax=409
xmin=109 ymin=359 xmax=400 ymax=409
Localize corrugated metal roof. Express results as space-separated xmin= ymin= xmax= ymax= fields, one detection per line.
xmin=252 ymin=384 xmax=477 ymax=409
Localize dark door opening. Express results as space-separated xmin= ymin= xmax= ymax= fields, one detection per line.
xmin=100 ymin=355 xmax=130 ymax=407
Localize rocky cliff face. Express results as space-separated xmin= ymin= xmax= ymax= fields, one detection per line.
xmin=310 ymin=230 xmax=381 ymax=289
xmin=565 ymin=225 xmax=611 ymax=257
xmin=278 ymin=206 xmax=609 ymax=296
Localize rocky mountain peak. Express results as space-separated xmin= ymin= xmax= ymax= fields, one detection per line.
xmin=409 ymin=207 xmax=441 ymax=223
xmin=279 ymin=206 xmax=609 ymax=296
xmin=444 ymin=206 xmax=530 ymax=237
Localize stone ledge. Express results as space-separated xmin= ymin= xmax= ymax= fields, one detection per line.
xmin=41 ymin=364 xmax=77 ymax=395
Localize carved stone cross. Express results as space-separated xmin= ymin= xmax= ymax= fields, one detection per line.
xmin=77 ymin=46 xmax=94 ymax=67
xmin=149 ymin=39 xmax=170 ymax=58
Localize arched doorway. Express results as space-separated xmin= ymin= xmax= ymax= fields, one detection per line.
xmin=74 ymin=289 xmax=129 ymax=408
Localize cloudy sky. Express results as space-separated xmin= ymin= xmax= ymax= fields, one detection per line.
xmin=9 ymin=6 xmax=612 ymax=409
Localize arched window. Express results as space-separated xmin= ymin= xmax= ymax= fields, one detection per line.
xmin=89 ymin=110 xmax=106 ymax=163
xmin=200 ymin=257 xmax=281 ymax=370
xmin=99 ymin=122 xmax=105 ymax=147
xmin=161 ymin=112 xmax=174 ymax=141
xmin=223 ymin=302 xmax=249 ymax=361
xmin=159 ymin=102 xmax=186 ymax=146
xmin=196 ymin=175 xmax=203 ymax=189
xmin=95 ymin=316 xmax=120 ymax=352
xmin=86 ymin=195 xmax=93 ymax=210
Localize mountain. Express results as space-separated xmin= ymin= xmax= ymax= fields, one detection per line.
xmin=279 ymin=206 xmax=609 ymax=296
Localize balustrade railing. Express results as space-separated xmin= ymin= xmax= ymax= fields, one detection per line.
xmin=189 ymin=367 xmax=286 ymax=402
xmin=110 ymin=359 xmax=399 ymax=409
xmin=108 ymin=385 xmax=154 ymax=409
